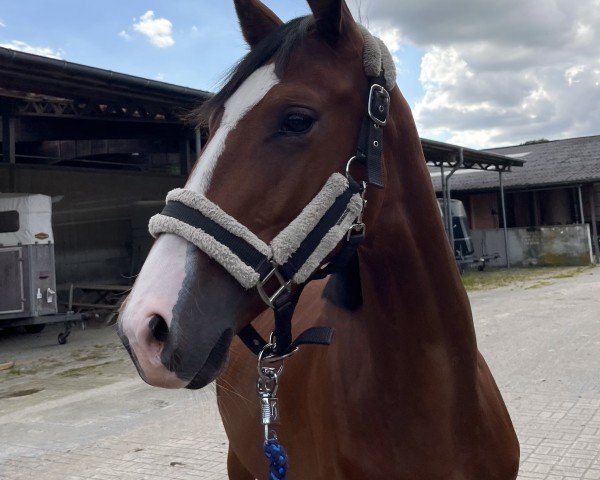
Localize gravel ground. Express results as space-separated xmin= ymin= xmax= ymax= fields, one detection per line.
xmin=0 ymin=266 xmax=598 ymax=480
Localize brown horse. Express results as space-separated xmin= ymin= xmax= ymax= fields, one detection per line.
xmin=118 ymin=0 xmax=519 ymax=478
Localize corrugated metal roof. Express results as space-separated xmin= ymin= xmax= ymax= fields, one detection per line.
xmin=431 ymin=135 xmax=600 ymax=192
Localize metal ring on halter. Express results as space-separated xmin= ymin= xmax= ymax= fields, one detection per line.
xmin=345 ymin=156 xmax=358 ymax=180
xmin=257 ymin=343 xmax=285 ymax=379
xmin=258 ymin=337 xmax=299 ymax=365
xmin=346 ymin=155 xmax=361 ymax=180
xmin=260 ymin=348 xmax=299 ymax=364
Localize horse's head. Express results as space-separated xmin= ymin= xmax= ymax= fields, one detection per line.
xmin=118 ymin=0 xmax=396 ymax=389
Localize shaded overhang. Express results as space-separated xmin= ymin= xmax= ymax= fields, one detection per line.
xmin=422 ymin=138 xmax=524 ymax=172
xmin=0 ymin=47 xmax=211 ymax=107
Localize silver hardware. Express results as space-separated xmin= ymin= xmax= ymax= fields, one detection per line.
xmin=347 ymin=181 xmax=368 ymax=240
xmin=257 ymin=345 xmax=285 ymax=441
xmin=347 ymin=222 xmax=366 ymax=240
xmin=345 ymin=155 xmax=359 ymax=180
xmin=256 ymin=262 xmax=291 ymax=309
xmin=257 ymin=343 xmax=285 ymax=379
xmin=46 ymin=288 xmax=56 ymax=303
xmin=368 ymin=84 xmax=390 ymax=126
xmin=373 ymin=140 xmax=379 ymax=148
xmin=261 ymin=347 xmax=299 ymax=363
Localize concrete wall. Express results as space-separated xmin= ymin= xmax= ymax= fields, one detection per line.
xmin=0 ymin=165 xmax=183 ymax=287
xmin=472 ymin=225 xmax=593 ymax=267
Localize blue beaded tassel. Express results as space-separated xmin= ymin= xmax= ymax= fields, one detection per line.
xmin=264 ymin=437 xmax=288 ymax=480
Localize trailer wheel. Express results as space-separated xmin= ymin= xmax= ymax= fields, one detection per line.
xmin=24 ymin=324 xmax=46 ymax=334
xmin=58 ymin=333 xmax=68 ymax=345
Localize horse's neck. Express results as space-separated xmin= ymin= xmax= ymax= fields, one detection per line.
xmin=340 ymin=91 xmax=478 ymax=393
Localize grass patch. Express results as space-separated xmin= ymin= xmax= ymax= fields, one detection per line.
xmin=462 ymin=266 xmax=594 ymax=291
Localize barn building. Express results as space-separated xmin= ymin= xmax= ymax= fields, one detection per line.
xmin=1 ymin=46 xmax=524 ymax=315
xmin=0 ymin=46 xmax=210 ymax=290
xmin=434 ymin=136 xmax=600 ymax=266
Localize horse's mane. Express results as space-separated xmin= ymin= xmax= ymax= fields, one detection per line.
xmin=187 ymin=16 xmax=313 ymax=127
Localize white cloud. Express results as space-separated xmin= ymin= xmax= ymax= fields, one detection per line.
xmin=370 ymin=24 xmax=402 ymax=66
xmin=118 ymin=30 xmax=131 ymax=41
xmin=355 ymin=0 xmax=600 ymax=148
xmin=133 ymin=11 xmax=174 ymax=48
xmin=0 ymin=40 xmax=63 ymax=59
xmin=0 ymin=19 xmax=6 ymax=28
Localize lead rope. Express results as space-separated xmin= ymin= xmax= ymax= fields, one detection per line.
xmin=257 ymin=345 xmax=288 ymax=479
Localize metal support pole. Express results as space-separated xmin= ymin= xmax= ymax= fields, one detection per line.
xmin=195 ymin=128 xmax=203 ymax=158
xmin=179 ymin=137 xmax=191 ymax=176
xmin=1 ymin=100 xmax=16 ymax=192
xmin=577 ymin=185 xmax=585 ymax=224
xmin=499 ymin=171 xmax=510 ymax=268
xmin=444 ymin=149 xmax=463 ymax=256
xmin=589 ymin=184 xmax=598 ymax=262
xmin=440 ymin=163 xmax=447 ymax=236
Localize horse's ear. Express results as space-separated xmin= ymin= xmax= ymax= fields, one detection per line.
xmin=306 ymin=0 xmax=354 ymax=42
xmin=233 ymin=0 xmax=283 ymax=47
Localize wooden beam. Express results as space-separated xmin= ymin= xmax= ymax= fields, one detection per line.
xmin=1 ymin=100 xmax=16 ymax=164
xmin=179 ymin=137 xmax=191 ymax=176
xmin=1 ymin=99 xmax=16 ymax=191
xmin=532 ymin=190 xmax=541 ymax=226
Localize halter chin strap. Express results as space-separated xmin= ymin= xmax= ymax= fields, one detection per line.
xmin=149 ymin=71 xmax=390 ymax=360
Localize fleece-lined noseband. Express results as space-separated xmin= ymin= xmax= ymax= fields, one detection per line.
xmin=149 ymin=26 xmax=395 ymax=359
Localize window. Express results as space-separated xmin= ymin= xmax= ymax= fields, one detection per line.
xmin=0 ymin=211 xmax=20 ymax=233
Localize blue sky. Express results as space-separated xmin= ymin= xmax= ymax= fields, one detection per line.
xmin=0 ymin=1 xmax=425 ymax=106
xmin=1 ymin=1 xmax=599 ymax=149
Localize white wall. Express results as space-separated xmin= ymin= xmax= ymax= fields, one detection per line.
xmin=472 ymin=225 xmax=593 ymax=267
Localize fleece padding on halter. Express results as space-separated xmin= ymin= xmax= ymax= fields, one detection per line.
xmin=149 ymin=189 xmax=271 ymax=289
xmin=148 ymin=173 xmax=363 ymax=290
xmin=271 ymin=174 xmax=363 ymax=284
xmin=359 ymin=25 xmax=397 ymax=91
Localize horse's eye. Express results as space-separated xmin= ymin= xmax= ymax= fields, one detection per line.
xmin=280 ymin=113 xmax=314 ymax=134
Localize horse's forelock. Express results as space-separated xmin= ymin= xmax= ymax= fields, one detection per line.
xmin=187 ymin=16 xmax=313 ymax=128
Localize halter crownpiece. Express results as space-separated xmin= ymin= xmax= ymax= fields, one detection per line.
xmin=359 ymin=25 xmax=397 ymax=91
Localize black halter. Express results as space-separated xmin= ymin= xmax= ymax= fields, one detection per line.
xmin=155 ymin=73 xmax=390 ymax=360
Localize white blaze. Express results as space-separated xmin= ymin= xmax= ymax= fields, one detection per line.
xmin=187 ymin=63 xmax=280 ymax=194
xmin=120 ymin=63 xmax=280 ymax=343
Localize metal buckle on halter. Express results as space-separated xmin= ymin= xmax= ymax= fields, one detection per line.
xmin=256 ymin=261 xmax=292 ymax=309
xmin=347 ymin=222 xmax=366 ymax=241
xmin=346 ymin=180 xmax=367 ymax=241
xmin=368 ymin=84 xmax=390 ymax=126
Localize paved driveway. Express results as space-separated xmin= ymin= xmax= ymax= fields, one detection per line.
xmin=0 ymin=267 xmax=598 ymax=479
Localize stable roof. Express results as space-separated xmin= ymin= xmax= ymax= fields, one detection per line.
xmin=422 ymin=138 xmax=524 ymax=172
xmin=432 ymin=135 xmax=600 ymax=193
xmin=0 ymin=46 xmax=211 ymax=105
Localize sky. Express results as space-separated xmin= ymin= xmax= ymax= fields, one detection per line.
xmin=1 ymin=0 xmax=599 ymax=149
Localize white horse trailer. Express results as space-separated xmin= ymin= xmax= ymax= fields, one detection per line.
xmin=0 ymin=193 xmax=81 ymax=343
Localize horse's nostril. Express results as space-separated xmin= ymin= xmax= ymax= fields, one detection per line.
xmin=148 ymin=315 xmax=169 ymax=342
